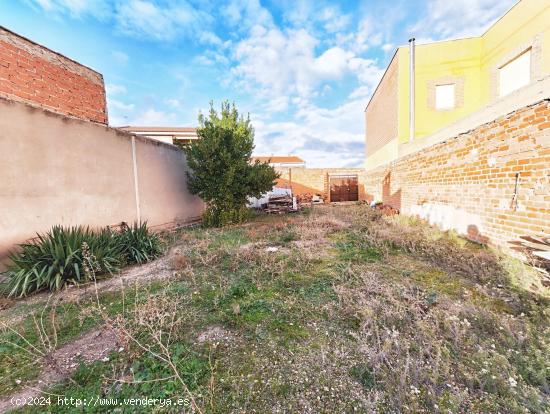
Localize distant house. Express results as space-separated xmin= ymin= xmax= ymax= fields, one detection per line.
xmin=118 ymin=126 xmax=198 ymax=145
xmin=251 ymin=156 xmax=306 ymax=168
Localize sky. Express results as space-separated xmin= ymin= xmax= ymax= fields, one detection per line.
xmin=1 ymin=0 xmax=517 ymax=167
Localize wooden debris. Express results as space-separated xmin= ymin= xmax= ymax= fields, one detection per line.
xmin=264 ymin=194 xmax=295 ymax=214
xmin=296 ymin=193 xmax=325 ymax=205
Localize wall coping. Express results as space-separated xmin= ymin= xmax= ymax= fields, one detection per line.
xmin=0 ymin=95 xmax=182 ymax=153
xmin=365 ymin=96 xmax=549 ymax=174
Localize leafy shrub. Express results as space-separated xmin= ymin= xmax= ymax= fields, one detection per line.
xmin=3 ymin=222 xmax=162 ymax=297
xmin=182 ymin=101 xmax=279 ymax=227
xmin=4 ymin=226 xmax=122 ymax=297
xmin=119 ymin=222 xmax=162 ymax=265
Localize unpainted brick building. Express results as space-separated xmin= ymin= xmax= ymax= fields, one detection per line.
xmin=0 ymin=26 xmax=107 ymax=124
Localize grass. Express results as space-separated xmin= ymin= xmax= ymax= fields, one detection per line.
xmin=1 ymin=205 xmax=549 ymax=413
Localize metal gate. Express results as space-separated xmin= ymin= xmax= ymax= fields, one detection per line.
xmin=329 ymin=175 xmax=358 ymax=202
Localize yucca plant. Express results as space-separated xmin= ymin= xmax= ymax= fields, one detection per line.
xmin=118 ymin=222 xmax=162 ymax=265
xmin=4 ymin=226 xmax=123 ymax=297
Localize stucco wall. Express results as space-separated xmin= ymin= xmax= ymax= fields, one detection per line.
xmin=0 ymin=97 xmax=203 ymax=267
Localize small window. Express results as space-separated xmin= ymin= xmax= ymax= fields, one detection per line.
xmin=499 ymin=49 xmax=531 ymax=97
xmin=435 ymin=84 xmax=455 ymax=110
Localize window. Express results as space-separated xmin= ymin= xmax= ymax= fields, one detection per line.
xmin=435 ymin=84 xmax=455 ymax=110
xmin=499 ymin=49 xmax=531 ymax=97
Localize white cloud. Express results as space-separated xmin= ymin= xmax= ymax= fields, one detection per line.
xmin=413 ymin=0 xmax=517 ymax=39
xmin=109 ymin=107 xmax=179 ymax=127
xmin=24 ymin=0 xmax=110 ymax=18
xmin=130 ymin=108 xmax=178 ymax=126
xmin=26 ymin=0 xmax=217 ymax=42
xmin=227 ymin=17 xmax=386 ymax=166
xmin=382 ymin=43 xmax=394 ymax=53
xmin=251 ymin=94 xmax=382 ymax=168
xmin=318 ymin=6 xmax=351 ymax=33
xmin=109 ymin=99 xmax=134 ymax=112
xmin=222 ymin=0 xmax=273 ymax=31
xmin=231 ymin=26 xmax=383 ymax=104
xmin=111 ymin=50 xmax=129 ymax=65
xmin=166 ymin=99 xmax=182 ymax=108
xmin=106 ymin=83 xmax=127 ymax=95
xmin=114 ymin=0 xmax=205 ymax=41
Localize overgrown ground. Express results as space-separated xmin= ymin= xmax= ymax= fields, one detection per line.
xmin=1 ymin=205 xmax=549 ymax=413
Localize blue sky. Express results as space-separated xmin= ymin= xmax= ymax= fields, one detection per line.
xmin=1 ymin=0 xmax=516 ymax=167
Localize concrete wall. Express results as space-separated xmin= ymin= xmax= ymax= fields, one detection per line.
xmin=0 ymin=26 xmax=107 ymax=124
xmin=0 ymin=97 xmax=203 ymax=266
xmin=363 ymin=99 xmax=550 ymax=254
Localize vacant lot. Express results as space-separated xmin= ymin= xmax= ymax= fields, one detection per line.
xmin=1 ymin=205 xmax=549 ymax=413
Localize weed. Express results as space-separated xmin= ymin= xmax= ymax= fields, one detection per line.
xmin=2 ymin=205 xmax=549 ymax=413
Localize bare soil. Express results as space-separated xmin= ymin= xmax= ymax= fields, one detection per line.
xmin=0 ymin=327 xmax=117 ymax=413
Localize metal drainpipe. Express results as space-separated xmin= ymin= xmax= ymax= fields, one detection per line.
xmin=409 ymin=38 xmax=415 ymax=143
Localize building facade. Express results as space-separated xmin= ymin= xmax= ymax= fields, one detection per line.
xmin=252 ymin=156 xmax=306 ymax=168
xmin=117 ymin=126 xmax=198 ymax=145
xmin=365 ymin=0 xmax=550 ymax=169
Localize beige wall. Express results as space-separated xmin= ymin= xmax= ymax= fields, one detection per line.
xmin=0 ymin=97 xmax=203 ymax=267
xmin=276 ymin=167 xmax=368 ymax=202
xmin=365 ymin=52 xmax=399 ymax=169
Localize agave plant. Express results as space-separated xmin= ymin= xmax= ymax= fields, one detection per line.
xmin=4 ymin=226 xmax=123 ymax=297
xmin=117 ymin=222 xmax=163 ymax=265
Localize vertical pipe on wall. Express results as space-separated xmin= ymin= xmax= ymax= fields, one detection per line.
xmin=409 ymin=38 xmax=416 ymax=143
xmin=131 ymin=136 xmax=141 ymax=222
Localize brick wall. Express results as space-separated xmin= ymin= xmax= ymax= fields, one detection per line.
xmin=276 ymin=167 xmax=368 ymax=202
xmin=0 ymin=26 xmax=107 ymax=124
xmin=365 ymin=52 xmax=398 ymax=164
xmin=363 ymin=99 xmax=550 ymax=254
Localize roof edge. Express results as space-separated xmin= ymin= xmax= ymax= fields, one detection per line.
xmin=364 ymin=48 xmax=399 ymax=112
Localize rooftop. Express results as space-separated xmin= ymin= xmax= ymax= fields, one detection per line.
xmin=252 ymin=156 xmax=305 ymax=164
xmin=118 ymin=126 xmax=197 ymax=133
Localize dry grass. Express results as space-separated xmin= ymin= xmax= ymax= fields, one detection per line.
xmin=1 ymin=205 xmax=548 ymax=413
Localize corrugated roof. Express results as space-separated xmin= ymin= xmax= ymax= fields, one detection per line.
xmin=252 ymin=156 xmax=305 ymax=163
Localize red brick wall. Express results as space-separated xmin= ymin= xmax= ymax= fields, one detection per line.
xmin=0 ymin=27 xmax=107 ymax=124
xmin=363 ymin=100 xmax=550 ymax=254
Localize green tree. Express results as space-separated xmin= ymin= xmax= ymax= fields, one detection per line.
xmin=182 ymin=101 xmax=279 ymax=226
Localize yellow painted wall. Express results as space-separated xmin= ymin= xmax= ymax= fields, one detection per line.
xmin=369 ymin=0 xmax=550 ymax=168
xmin=480 ymin=0 xmax=550 ymax=100
xmin=397 ymin=39 xmax=483 ymax=143
xmin=401 ymin=0 xmax=550 ymax=144
xmin=398 ymin=38 xmax=482 ymax=143
xmin=365 ymin=138 xmax=398 ymax=170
